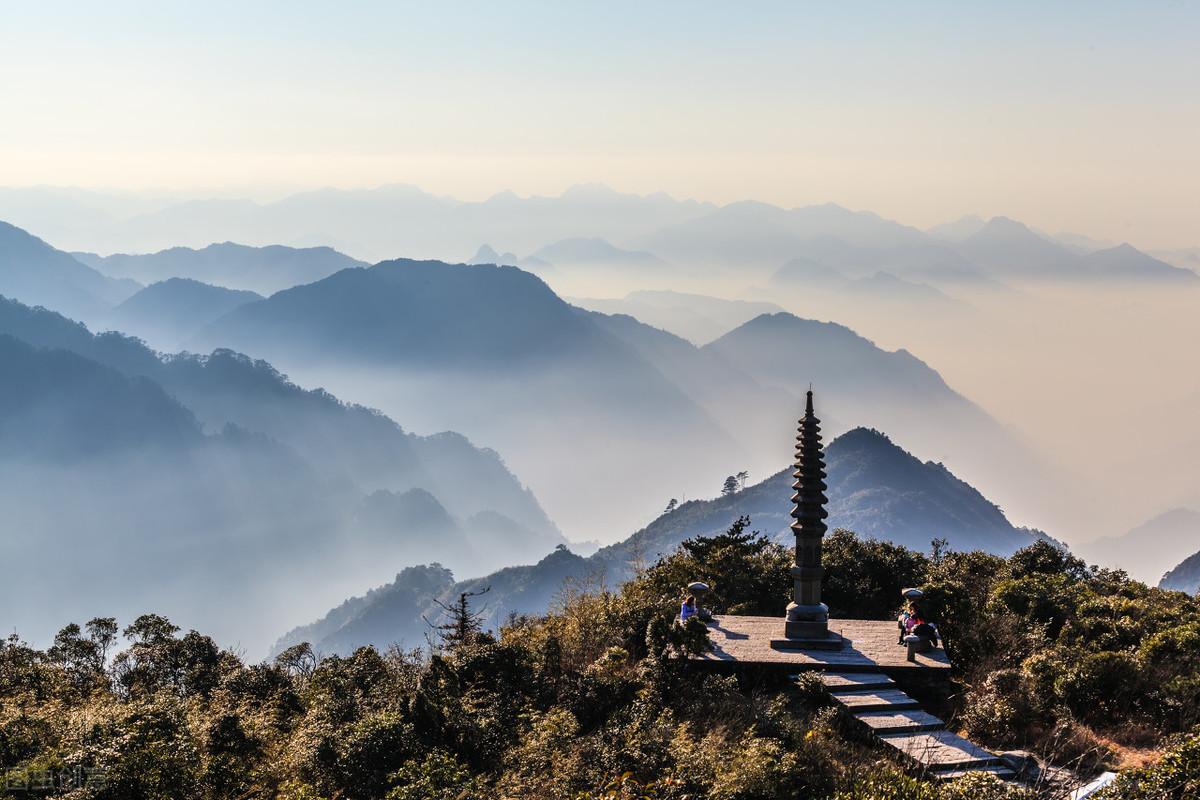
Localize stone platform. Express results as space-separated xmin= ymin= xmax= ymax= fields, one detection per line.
xmin=696 ymin=615 xmax=951 ymax=674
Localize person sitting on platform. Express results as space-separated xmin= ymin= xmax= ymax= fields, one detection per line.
xmin=898 ymin=601 xmax=940 ymax=647
xmin=897 ymin=600 xmax=918 ymax=644
xmin=898 ymin=601 xmax=940 ymax=651
xmin=680 ymin=594 xmax=698 ymax=624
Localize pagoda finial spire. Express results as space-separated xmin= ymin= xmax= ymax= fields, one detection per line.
xmin=783 ymin=387 xmax=832 ymax=641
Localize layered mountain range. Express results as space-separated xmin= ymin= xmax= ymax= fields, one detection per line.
xmin=2 ymin=215 xmax=1043 ymax=547
xmin=2 ymin=185 xmax=1192 ymax=290
xmin=74 ymin=241 xmax=366 ymax=296
xmin=0 ymin=295 xmax=561 ymax=652
xmin=2 ymin=206 xmax=1190 ymax=652
xmin=178 ymin=256 xmax=1033 ymax=544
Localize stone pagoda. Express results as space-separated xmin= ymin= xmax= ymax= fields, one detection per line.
xmin=773 ymin=389 xmax=843 ymax=650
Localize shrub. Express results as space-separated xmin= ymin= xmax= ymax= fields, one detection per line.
xmin=336 ymin=711 xmax=418 ymax=798
xmin=823 ymin=530 xmax=930 ymax=619
xmin=1055 ymin=651 xmax=1145 ymax=720
xmin=705 ymin=732 xmax=802 ymax=800
xmin=1096 ymin=732 xmax=1200 ymax=799
xmin=387 ymin=750 xmax=476 ymax=800
xmin=961 ymin=668 xmax=1035 ymax=744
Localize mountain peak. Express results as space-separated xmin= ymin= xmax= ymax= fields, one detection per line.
xmin=470 ymin=244 xmax=502 ymax=263
xmin=1081 ymin=242 xmax=1199 ymax=281
xmin=485 ymin=189 xmax=521 ymax=203
xmin=978 ymin=215 xmax=1042 ymax=238
xmin=729 ymin=311 xmax=857 ymax=340
xmin=828 ymin=425 xmax=895 ymax=451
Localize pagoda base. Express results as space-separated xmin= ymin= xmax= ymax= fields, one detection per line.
xmin=769 ymin=629 xmax=847 ymax=651
xmin=773 ymin=617 xmax=846 ymax=650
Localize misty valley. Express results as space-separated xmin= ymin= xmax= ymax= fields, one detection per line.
xmin=1 ymin=186 xmax=1199 ymax=799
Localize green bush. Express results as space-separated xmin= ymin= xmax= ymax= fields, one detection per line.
xmin=1055 ymin=651 xmax=1145 ymax=720
xmin=823 ymin=529 xmax=930 ymax=619
xmin=387 ymin=750 xmax=476 ymax=800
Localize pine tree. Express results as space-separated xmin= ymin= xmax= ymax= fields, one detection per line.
xmin=429 ymin=587 xmax=490 ymax=652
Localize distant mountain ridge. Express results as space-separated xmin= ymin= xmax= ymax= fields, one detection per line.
xmin=1080 ymin=508 xmax=1200 ymax=584
xmin=74 ymin=241 xmax=367 ymax=295
xmin=274 ymin=425 xmax=1042 ymax=656
xmin=569 ymin=290 xmax=784 ymax=345
xmin=0 ymin=220 xmax=139 ymax=323
xmin=4 ymin=190 xmax=1190 ymax=288
xmin=530 ymin=237 xmax=666 ymax=268
xmin=955 ymin=217 xmax=1195 ymax=282
xmin=771 ymin=260 xmax=961 ymax=308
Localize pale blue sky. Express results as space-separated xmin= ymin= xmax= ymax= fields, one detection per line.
xmin=1 ymin=1 xmax=1196 ymax=245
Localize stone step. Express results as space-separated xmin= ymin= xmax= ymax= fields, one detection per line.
xmin=932 ymin=765 xmax=1017 ymax=782
xmin=831 ymin=689 xmax=920 ymax=712
xmin=853 ymin=709 xmax=946 ymax=734
xmin=818 ymin=671 xmax=897 ymax=693
xmin=878 ymin=730 xmax=1003 ymax=771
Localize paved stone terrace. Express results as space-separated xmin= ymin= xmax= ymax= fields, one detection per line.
xmin=696 ymin=615 xmax=952 ymax=673
xmin=694 ymin=617 xmax=1011 ymax=782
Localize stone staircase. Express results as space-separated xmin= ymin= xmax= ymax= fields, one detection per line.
xmin=808 ymin=671 xmax=1015 ymax=782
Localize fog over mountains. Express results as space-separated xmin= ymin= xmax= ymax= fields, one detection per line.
xmin=181 ymin=256 xmax=1033 ymax=544
xmin=106 ymin=278 xmax=262 ymax=351
xmin=2 ymin=184 xmax=1191 ymax=291
xmin=273 ymin=426 xmax=1044 ymax=656
xmin=1082 ymin=508 xmax=1200 ymax=586
xmin=74 ymin=241 xmax=367 ymax=296
xmin=0 ymin=294 xmax=562 ymax=652
xmin=1 ymin=178 xmax=1197 ymax=654
xmin=570 ymin=291 xmax=784 ymax=345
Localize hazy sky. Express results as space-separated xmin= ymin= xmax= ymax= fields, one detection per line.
xmin=1 ymin=2 xmax=1197 ymax=247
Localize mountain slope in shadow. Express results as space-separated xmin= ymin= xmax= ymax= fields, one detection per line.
xmin=0 ymin=220 xmax=139 ymax=323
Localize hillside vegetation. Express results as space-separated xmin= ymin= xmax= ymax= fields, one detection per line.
xmin=5 ymin=527 xmax=1199 ymax=799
